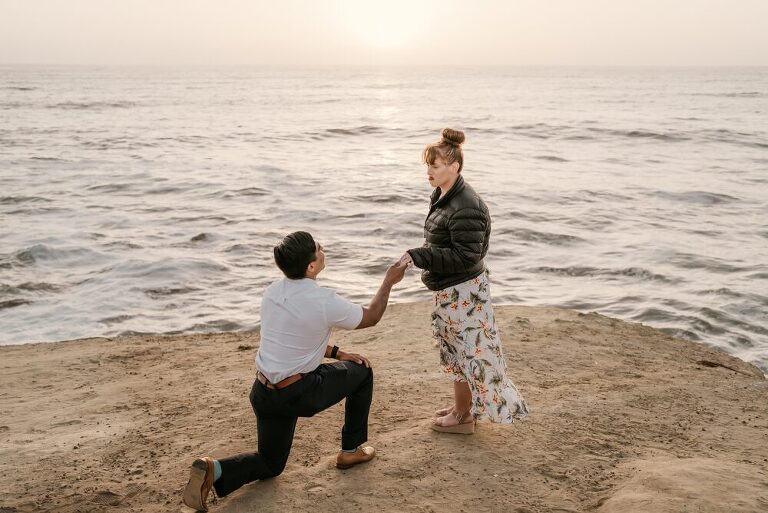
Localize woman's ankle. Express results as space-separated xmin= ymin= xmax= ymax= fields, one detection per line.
xmin=454 ymin=409 xmax=473 ymax=424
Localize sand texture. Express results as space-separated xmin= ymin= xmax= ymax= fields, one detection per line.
xmin=1 ymin=303 xmax=767 ymax=512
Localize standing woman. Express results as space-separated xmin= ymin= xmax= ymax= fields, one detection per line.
xmin=400 ymin=128 xmax=529 ymax=433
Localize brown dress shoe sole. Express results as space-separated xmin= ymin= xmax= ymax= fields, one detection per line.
xmin=182 ymin=458 xmax=213 ymax=512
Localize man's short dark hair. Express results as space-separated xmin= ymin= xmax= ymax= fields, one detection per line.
xmin=273 ymin=231 xmax=317 ymax=279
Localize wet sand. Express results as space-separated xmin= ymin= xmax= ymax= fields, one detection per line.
xmin=1 ymin=302 xmax=767 ymax=512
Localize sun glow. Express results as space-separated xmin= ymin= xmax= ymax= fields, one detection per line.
xmin=334 ymin=1 xmax=428 ymax=50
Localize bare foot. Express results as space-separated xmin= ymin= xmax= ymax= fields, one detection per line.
xmin=434 ymin=405 xmax=454 ymax=417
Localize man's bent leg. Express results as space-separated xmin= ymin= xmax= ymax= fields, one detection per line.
xmin=213 ymin=415 xmax=297 ymax=497
xmin=340 ymin=363 xmax=373 ymax=450
xmin=302 ymin=362 xmax=373 ymax=450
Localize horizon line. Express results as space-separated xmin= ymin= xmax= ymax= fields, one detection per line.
xmin=2 ymin=63 xmax=768 ymax=69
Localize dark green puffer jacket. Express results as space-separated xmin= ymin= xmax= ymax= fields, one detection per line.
xmin=407 ymin=175 xmax=490 ymax=291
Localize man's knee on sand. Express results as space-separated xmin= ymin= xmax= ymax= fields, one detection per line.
xmin=263 ymin=454 xmax=290 ymax=478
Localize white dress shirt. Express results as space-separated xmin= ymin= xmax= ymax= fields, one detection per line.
xmin=255 ymin=277 xmax=363 ymax=383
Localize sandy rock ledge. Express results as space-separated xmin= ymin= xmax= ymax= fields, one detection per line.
xmin=1 ymin=303 xmax=766 ymax=512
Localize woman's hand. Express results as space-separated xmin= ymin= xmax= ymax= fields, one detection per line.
xmin=337 ymin=350 xmax=371 ymax=368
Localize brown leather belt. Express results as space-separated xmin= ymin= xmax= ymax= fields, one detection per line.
xmin=256 ymin=370 xmax=304 ymax=390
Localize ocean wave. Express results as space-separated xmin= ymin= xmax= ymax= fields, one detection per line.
xmin=687 ymin=229 xmax=725 ymax=237
xmin=98 ymin=314 xmax=136 ymax=325
xmin=46 ymin=101 xmax=137 ymax=110
xmin=494 ymin=210 xmax=549 ymax=223
xmin=332 ymin=213 xmax=367 ymax=219
xmin=0 ymin=282 xmax=63 ymax=295
xmin=505 ymin=123 xmax=557 ymax=139
xmin=576 ymin=189 xmax=637 ymax=203
xmin=144 ymin=186 xmax=187 ymax=195
xmin=0 ymin=195 xmax=52 ymax=205
xmin=0 ymin=101 xmax=29 ymax=109
xmin=649 ymin=190 xmax=740 ymax=205
xmin=224 ymin=243 xmax=259 ymax=255
xmin=506 ymin=228 xmax=586 ymax=246
xmin=101 ymin=241 xmax=143 ymax=250
xmin=3 ymin=86 xmax=36 ymax=91
xmin=698 ymin=287 xmax=745 ymax=299
xmin=693 ymin=91 xmax=764 ymax=98
xmin=530 ymin=266 xmax=676 ymax=283
xmin=535 ymin=155 xmax=569 ymax=162
xmin=4 ymin=244 xmax=110 ymax=268
xmin=632 ymin=308 xmax=726 ymax=336
xmin=79 ymin=137 xmax=159 ymax=150
xmin=698 ymin=128 xmax=768 ymax=148
xmin=0 ymin=247 xmax=39 ymax=267
xmin=190 ymin=233 xmax=212 ymax=243
xmin=155 ymin=134 xmax=209 ymax=145
xmin=699 ymin=307 xmax=768 ymax=337
xmin=115 ymin=329 xmax=154 ymax=337
xmin=563 ymin=135 xmax=595 ymax=141
xmin=667 ymin=252 xmax=756 ymax=274
xmin=508 ymin=123 xmax=559 ymax=131
xmin=86 ymin=183 xmax=135 ymax=193
xmin=505 ymin=123 xmax=695 ymax=143
xmin=168 ymin=214 xmax=230 ymax=224
xmin=588 ymin=127 xmax=689 ymax=142
xmin=308 ymin=125 xmax=399 ymax=139
xmin=220 ymin=187 xmax=271 ymax=198
xmin=115 ymin=258 xmax=230 ymax=280
xmin=0 ymin=299 xmax=30 ymax=310
xmin=5 ymin=206 xmax=70 ymax=216
xmin=354 ymin=194 xmax=407 ymax=204
xmin=143 ymin=286 xmax=201 ymax=299
xmin=327 ymin=126 xmax=384 ymax=136
xmin=657 ymin=327 xmax=702 ymax=341
xmin=465 ymin=127 xmax=503 ymax=135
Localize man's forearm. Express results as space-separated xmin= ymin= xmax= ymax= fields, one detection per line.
xmin=367 ymin=279 xmax=394 ymax=324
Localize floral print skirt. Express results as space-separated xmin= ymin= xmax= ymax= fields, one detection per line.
xmin=432 ymin=271 xmax=529 ymax=423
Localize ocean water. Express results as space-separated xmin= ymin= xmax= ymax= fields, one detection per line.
xmin=1 ymin=66 xmax=766 ymax=372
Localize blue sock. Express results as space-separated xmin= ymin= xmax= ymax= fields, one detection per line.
xmin=213 ymin=459 xmax=222 ymax=481
xmin=341 ymin=447 xmax=357 ymax=453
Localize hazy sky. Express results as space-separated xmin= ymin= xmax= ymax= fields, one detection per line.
xmin=1 ymin=0 xmax=767 ymax=66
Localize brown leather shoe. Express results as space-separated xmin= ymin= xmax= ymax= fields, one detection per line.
xmin=182 ymin=457 xmax=215 ymax=511
xmin=336 ymin=445 xmax=376 ymax=470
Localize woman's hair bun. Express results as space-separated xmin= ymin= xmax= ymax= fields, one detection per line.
xmin=441 ymin=128 xmax=465 ymax=146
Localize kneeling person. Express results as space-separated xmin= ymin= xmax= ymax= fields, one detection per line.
xmin=183 ymin=231 xmax=408 ymax=511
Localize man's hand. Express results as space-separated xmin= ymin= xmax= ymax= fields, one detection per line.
xmin=385 ymin=259 xmax=409 ymax=286
xmin=337 ymin=350 xmax=371 ymax=368
xmin=399 ymin=252 xmax=413 ymax=266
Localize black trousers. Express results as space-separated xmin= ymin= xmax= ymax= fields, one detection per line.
xmin=213 ymin=361 xmax=373 ymax=497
